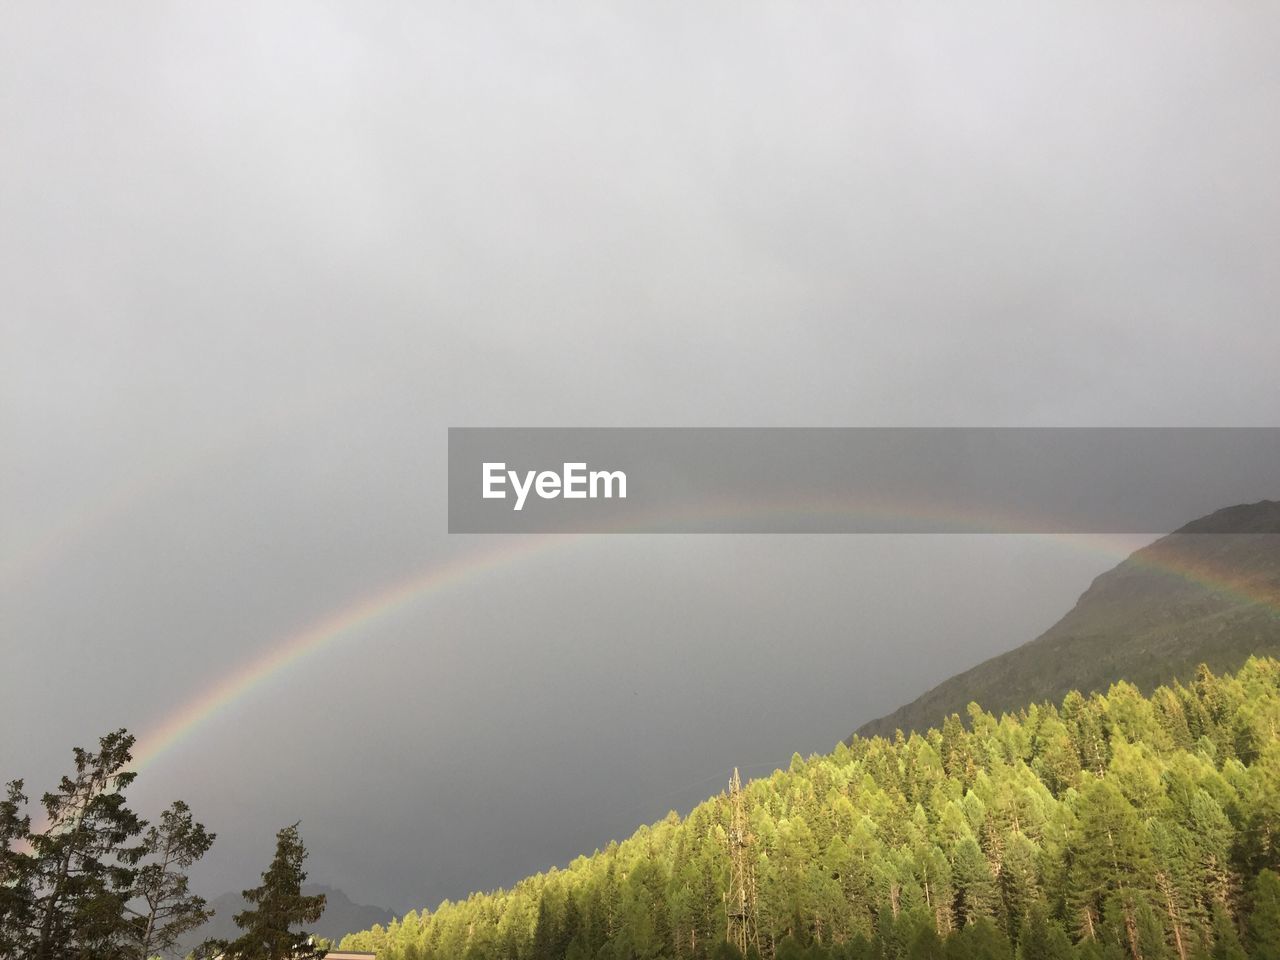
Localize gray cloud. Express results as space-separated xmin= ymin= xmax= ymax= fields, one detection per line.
xmin=2 ymin=2 xmax=1278 ymax=912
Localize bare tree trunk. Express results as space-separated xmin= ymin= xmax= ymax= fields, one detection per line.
xmin=1157 ymin=872 xmax=1187 ymax=960
xmin=1081 ymin=905 xmax=1097 ymax=942
xmin=1125 ymin=902 xmax=1143 ymax=960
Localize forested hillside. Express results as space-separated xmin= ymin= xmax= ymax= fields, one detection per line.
xmin=858 ymin=501 xmax=1280 ymax=739
xmin=342 ymin=657 xmax=1280 ymax=960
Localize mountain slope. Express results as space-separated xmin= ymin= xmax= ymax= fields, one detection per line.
xmin=856 ymin=499 xmax=1280 ymax=739
xmin=341 ymin=657 xmax=1280 ymax=960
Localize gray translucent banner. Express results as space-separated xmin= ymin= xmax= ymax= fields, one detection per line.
xmin=448 ymin=428 xmax=1280 ymax=534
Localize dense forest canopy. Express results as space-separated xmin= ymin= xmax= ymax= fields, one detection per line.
xmin=342 ymin=657 xmax=1280 ymax=960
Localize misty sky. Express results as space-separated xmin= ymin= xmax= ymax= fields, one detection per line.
xmin=3 ymin=3 xmax=1279 ymax=915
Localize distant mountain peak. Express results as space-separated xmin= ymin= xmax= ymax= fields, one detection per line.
xmin=855 ymin=499 xmax=1280 ymax=739
xmin=178 ymin=884 xmax=395 ymax=958
xmin=1171 ymin=498 xmax=1280 ymax=534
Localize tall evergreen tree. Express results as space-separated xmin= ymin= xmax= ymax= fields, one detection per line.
xmin=1249 ymin=869 xmax=1280 ymax=960
xmin=220 ymin=822 xmax=327 ymax=960
xmin=0 ymin=780 xmax=33 ymax=957
xmin=951 ymin=839 xmax=999 ymax=929
xmin=1067 ymin=779 xmax=1156 ymax=956
xmin=126 ymin=800 xmax=216 ymax=959
xmin=1209 ymin=903 xmax=1245 ymax=960
xmin=1015 ymin=903 xmax=1071 ymax=960
xmin=907 ymin=921 xmax=945 ymax=960
xmin=28 ymin=729 xmax=144 ymax=960
xmin=997 ymin=832 xmax=1038 ymax=937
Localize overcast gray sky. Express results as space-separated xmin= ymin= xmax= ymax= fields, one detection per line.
xmin=3 ymin=2 xmax=1279 ymax=914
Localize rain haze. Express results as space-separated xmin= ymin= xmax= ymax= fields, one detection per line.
xmin=3 ymin=3 xmax=1279 ymax=914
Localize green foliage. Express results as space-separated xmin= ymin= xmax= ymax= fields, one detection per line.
xmin=218 ymin=822 xmax=327 ymax=960
xmin=1248 ymin=871 xmax=1280 ymax=960
xmin=0 ymin=780 xmax=33 ymax=958
xmin=0 ymin=730 xmax=218 ymax=960
xmin=1015 ymin=903 xmax=1071 ymax=960
xmin=1211 ymin=903 xmax=1247 ymax=960
xmin=947 ymin=917 xmax=1009 ymax=960
xmin=339 ymin=658 xmax=1280 ymax=960
xmin=711 ymin=941 xmax=745 ymax=960
xmin=1066 ymin=778 xmax=1155 ymax=948
xmin=127 ymin=800 xmax=216 ymax=958
xmin=25 ymin=730 xmax=145 ymax=960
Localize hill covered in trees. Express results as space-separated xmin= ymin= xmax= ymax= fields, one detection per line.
xmin=858 ymin=501 xmax=1280 ymax=739
xmin=341 ymin=657 xmax=1280 ymax=960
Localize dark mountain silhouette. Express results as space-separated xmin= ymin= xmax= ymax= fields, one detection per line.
xmin=176 ymin=883 xmax=394 ymax=956
xmin=856 ymin=499 xmax=1280 ymax=738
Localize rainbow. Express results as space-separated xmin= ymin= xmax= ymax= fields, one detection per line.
xmin=130 ymin=534 xmax=575 ymax=770
xmin=128 ymin=499 xmax=1280 ymax=773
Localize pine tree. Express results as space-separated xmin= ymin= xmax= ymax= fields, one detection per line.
xmin=951 ymin=839 xmax=999 ymax=928
xmin=1067 ymin=779 xmax=1156 ymax=956
xmin=1135 ymin=897 xmax=1172 ymax=960
xmin=531 ymin=894 xmax=558 ymax=960
xmin=0 ymin=780 xmax=33 ymax=957
xmin=949 ymin=916 xmax=1010 ymax=960
xmin=220 ymin=822 xmax=327 ymax=960
xmin=531 ymin=892 xmax=578 ymax=960
xmin=1014 ymin=903 xmax=1071 ymax=960
xmin=28 ymin=729 xmax=144 ymax=960
xmin=712 ymin=940 xmax=746 ymax=960
xmin=1248 ymin=743 xmax=1280 ymax=873
xmin=618 ymin=857 xmax=669 ymax=960
xmin=907 ymin=921 xmax=944 ymax=960
xmin=1033 ymin=716 xmax=1082 ymax=795
xmin=1249 ymin=870 xmax=1280 ymax=960
xmin=940 ymin=717 xmax=975 ymax=786
xmin=998 ymin=833 xmax=1039 ymax=938
xmin=126 ymin=800 xmax=216 ymax=959
xmin=877 ymin=903 xmax=906 ymax=960
xmin=1208 ymin=903 xmax=1244 ymax=960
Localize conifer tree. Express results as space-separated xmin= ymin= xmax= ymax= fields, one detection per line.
xmin=1067 ymin=779 xmax=1156 ymax=955
xmin=906 ymin=921 xmax=944 ymax=960
xmin=774 ymin=933 xmax=805 ymax=960
xmin=28 ymin=729 xmax=144 ymax=960
xmin=0 ymin=780 xmax=33 ymax=957
xmin=951 ymin=839 xmax=999 ymax=928
xmin=1135 ymin=897 xmax=1172 ymax=960
xmin=126 ymin=800 xmax=216 ymax=959
xmin=998 ymin=833 xmax=1039 ymax=938
xmin=949 ymin=916 xmax=1009 ymax=960
xmin=220 ymin=822 xmax=327 ymax=960
xmin=1248 ymin=743 xmax=1280 ymax=873
xmin=1249 ymin=869 xmax=1280 ymax=960
xmin=1015 ymin=903 xmax=1071 ymax=960
xmin=1209 ymin=903 xmax=1245 ymax=960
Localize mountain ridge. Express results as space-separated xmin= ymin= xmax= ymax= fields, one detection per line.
xmin=854 ymin=498 xmax=1280 ymax=739
xmin=176 ymin=883 xmax=394 ymax=957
